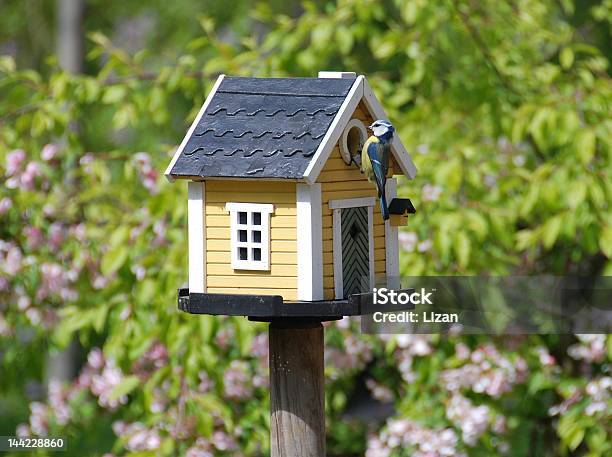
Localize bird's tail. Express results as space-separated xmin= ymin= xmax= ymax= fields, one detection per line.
xmin=380 ymin=193 xmax=389 ymax=221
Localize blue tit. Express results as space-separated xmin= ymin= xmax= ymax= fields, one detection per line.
xmin=361 ymin=119 xmax=394 ymax=220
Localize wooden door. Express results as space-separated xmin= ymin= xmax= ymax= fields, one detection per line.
xmin=340 ymin=206 xmax=370 ymax=298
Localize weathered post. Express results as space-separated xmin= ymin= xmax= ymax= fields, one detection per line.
xmin=269 ymin=321 xmax=325 ymax=457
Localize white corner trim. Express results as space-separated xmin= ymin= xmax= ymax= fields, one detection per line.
xmin=302 ymin=76 xmax=364 ymax=184
xmin=296 ymin=183 xmax=323 ymax=301
xmin=361 ymin=78 xmax=417 ymax=180
xmin=225 ymin=202 xmax=274 ymax=271
xmin=329 ymin=197 xmax=376 ymax=210
xmin=384 ymin=178 xmax=400 ymax=289
xmin=165 ymin=74 xmax=226 ymax=182
xmin=332 ymin=208 xmax=343 ymax=299
xmin=367 ymin=205 xmax=375 ymax=289
xmin=188 ymin=181 xmax=206 ymax=293
xmin=318 ymin=71 xmax=357 ymax=79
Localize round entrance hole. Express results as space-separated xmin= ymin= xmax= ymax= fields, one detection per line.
xmin=339 ymin=118 xmax=367 ymax=165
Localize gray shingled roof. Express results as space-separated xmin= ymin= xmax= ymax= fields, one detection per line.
xmin=168 ymin=76 xmax=356 ymax=179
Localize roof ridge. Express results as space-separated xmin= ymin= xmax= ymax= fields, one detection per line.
xmin=216 ymin=90 xmax=346 ymax=98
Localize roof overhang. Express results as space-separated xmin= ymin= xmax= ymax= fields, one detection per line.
xmin=302 ymin=75 xmax=417 ymax=184
xmin=165 ymin=74 xmax=417 ymax=183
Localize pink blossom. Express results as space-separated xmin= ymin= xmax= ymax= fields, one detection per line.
xmin=250 ymin=333 xmax=268 ymax=359
xmin=1 ymin=243 xmax=23 ymax=275
xmin=152 ymin=220 xmax=167 ymax=245
xmin=90 ymin=359 xmax=129 ymax=410
xmin=88 ymin=348 xmax=105 ymax=370
xmin=92 ymin=274 xmax=110 ymax=289
xmin=223 ymin=360 xmax=252 ymax=399
xmin=131 ymin=264 xmax=146 ymax=280
xmin=79 ymin=153 xmax=94 ymax=173
xmin=133 ymin=152 xmax=159 ymax=194
xmin=568 ymin=334 xmax=606 ymax=363
xmin=29 ymin=402 xmax=50 ymax=436
xmin=535 ymin=347 xmax=556 ymax=366
xmin=422 ymin=183 xmax=442 ymax=202
xmin=48 ymin=379 xmax=71 ymax=425
xmin=215 ymin=326 xmax=235 ymax=350
xmin=366 ymin=378 xmax=394 ymax=402
xmin=211 ymin=430 xmax=237 ymax=451
xmin=41 ymin=143 xmax=60 ymax=161
xmin=113 ymin=422 xmax=161 ymax=451
xmin=5 ymin=149 xmax=26 ymax=176
xmin=417 ymin=239 xmax=433 ymax=253
xmin=186 ymin=438 xmax=214 ymax=457
xmin=20 ymin=161 xmax=42 ymax=190
xmin=15 ymin=423 xmax=30 ymax=437
xmin=368 ymin=417 xmax=463 ymax=457
xmin=197 ymin=371 xmax=214 ymax=393
xmin=48 ymin=222 xmax=65 ymax=251
xmin=0 ymin=197 xmax=12 ymax=215
xmin=446 ymin=394 xmax=491 ymax=445
xmin=69 ymin=223 xmax=87 ymax=242
xmin=399 ymin=231 xmax=418 ymax=252
xmin=0 ymin=313 xmax=9 ymax=336
xmin=25 ymin=226 xmax=44 ymax=250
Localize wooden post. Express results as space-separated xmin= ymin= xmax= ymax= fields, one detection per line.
xmin=269 ymin=321 xmax=325 ymax=457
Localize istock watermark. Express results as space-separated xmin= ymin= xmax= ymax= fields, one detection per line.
xmin=372 ymin=287 xmax=435 ymax=305
xmin=360 ymin=276 xmax=612 ymax=335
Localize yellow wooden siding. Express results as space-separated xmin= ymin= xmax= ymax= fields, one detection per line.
xmin=205 ymin=180 xmax=298 ymax=300
xmin=317 ymin=102 xmax=389 ymax=299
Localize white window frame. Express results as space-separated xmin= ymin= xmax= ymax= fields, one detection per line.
xmin=226 ymin=202 xmax=274 ymax=271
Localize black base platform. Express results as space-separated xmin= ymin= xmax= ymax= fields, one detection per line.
xmin=177 ymin=288 xmax=415 ymax=322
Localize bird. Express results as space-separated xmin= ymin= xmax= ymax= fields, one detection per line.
xmin=361 ymin=119 xmax=394 ymax=220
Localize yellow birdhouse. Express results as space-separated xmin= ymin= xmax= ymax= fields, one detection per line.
xmin=166 ymin=72 xmax=416 ymax=315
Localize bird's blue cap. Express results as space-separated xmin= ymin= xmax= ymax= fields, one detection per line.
xmin=368 ymin=119 xmax=395 ymax=131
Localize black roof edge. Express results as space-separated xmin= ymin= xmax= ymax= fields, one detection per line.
xmin=388 ymin=198 xmax=416 ymax=215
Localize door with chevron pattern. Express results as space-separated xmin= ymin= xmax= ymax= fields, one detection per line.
xmin=340 ymin=206 xmax=370 ymax=298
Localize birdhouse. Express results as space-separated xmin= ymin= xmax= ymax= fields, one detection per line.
xmin=166 ymin=72 xmax=416 ymax=315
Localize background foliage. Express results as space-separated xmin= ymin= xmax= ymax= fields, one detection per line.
xmin=0 ymin=0 xmax=610 ymax=456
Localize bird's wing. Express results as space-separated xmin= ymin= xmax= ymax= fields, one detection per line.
xmin=367 ymin=141 xmax=386 ymax=195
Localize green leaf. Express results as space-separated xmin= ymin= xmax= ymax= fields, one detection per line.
xmin=335 ymin=27 xmax=354 ymax=55
xmin=108 ymin=375 xmax=141 ymax=402
xmin=102 ymin=85 xmax=127 ymax=104
xmin=101 ymin=244 xmax=128 ymax=276
xmin=455 ymin=232 xmax=471 ymax=268
xmin=576 ymin=129 xmax=596 ymax=164
xmin=560 ymin=47 xmax=574 ymax=69
xmin=567 ymin=181 xmax=587 ymax=209
xmin=542 ymin=215 xmax=562 ymax=249
xmin=600 ymin=226 xmax=612 ymax=258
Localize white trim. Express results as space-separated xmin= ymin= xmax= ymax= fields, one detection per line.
xmin=303 ymin=75 xmax=417 ymax=183
xmin=318 ymin=71 xmax=357 ymax=79
xmin=332 ymin=208 xmax=343 ymax=299
xmin=226 ymin=203 xmax=274 ymax=213
xmin=331 ymin=200 xmax=375 ymax=299
xmin=225 ymin=202 xmax=274 ymax=271
xmin=361 ymin=78 xmax=417 ymax=179
xmin=339 ymin=118 xmax=367 ymax=165
xmin=303 ymin=76 xmax=364 ymax=184
xmin=367 ymin=205 xmax=375 ymax=288
xmin=296 ymin=183 xmax=323 ymax=301
xmin=329 ymin=197 xmax=376 ymax=210
xmin=165 ymin=74 xmax=226 ymax=182
xmin=384 ymin=178 xmax=400 ymax=289
xmin=188 ymin=181 xmax=206 ymax=293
